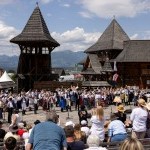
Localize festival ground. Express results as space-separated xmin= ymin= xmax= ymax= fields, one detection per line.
xmin=1 ymin=104 xmax=133 ymax=131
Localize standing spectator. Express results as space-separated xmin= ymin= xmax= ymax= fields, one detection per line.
xmin=78 ymin=105 xmax=88 ymax=124
xmin=90 ymin=107 xmax=105 ymax=141
xmin=21 ymin=95 xmax=27 ymax=115
xmin=26 ymin=111 xmax=67 ymax=150
xmin=95 ymin=92 xmax=101 ymax=107
xmin=0 ymin=121 xmax=6 ymax=141
xmin=64 ymin=125 xmax=86 ymax=150
xmin=60 ymin=96 xmax=66 ymax=112
xmin=7 ymin=98 xmax=15 ymax=123
xmin=146 ymin=102 xmax=150 ymax=138
xmin=33 ymin=97 xmax=38 ymax=114
xmin=11 ymin=109 xmax=21 ymax=126
xmin=130 ymin=99 xmax=148 ymax=139
xmin=115 ymin=104 xmax=126 ymax=123
xmin=108 ymin=113 xmax=127 ymax=142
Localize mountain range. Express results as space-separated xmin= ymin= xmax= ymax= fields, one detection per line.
xmin=0 ymin=51 xmax=86 ymax=71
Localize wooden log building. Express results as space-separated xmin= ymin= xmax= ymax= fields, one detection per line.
xmin=10 ymin=4 xmax=59 ymax=91
xmin=80 ymin=19 xmax=150 ymax=88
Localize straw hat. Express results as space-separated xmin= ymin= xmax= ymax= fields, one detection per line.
xmin=117 ymin=105 xmax=125 ymax=112
xmin=113 ymin=96 xmax=122 ymax=103
xmin=146 ymin=102 xmax=150 ymax=111
xmin=9 ymin=125 xmax=18 ymax=133
xmin=138 ymin=99 xmax=146 ymax=107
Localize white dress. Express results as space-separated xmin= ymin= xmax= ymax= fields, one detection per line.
xmin=21 ymin=97 xmax=27 ymax=110
xmin=90 ymin=116 xmax=105 ymax=141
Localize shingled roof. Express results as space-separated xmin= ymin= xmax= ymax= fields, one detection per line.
xmin=89 ymin=54 xmax=102 ymax=74
xmin=85 ymin=19 xmax=130 ymax=53
xmin=115 ymin=40 xmax=150 ymax=62
xmin=10 ymin=5 xmax=59 ymax=47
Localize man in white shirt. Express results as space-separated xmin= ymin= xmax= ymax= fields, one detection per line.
xmin=130 ymin=99 xmax=148 ymax=139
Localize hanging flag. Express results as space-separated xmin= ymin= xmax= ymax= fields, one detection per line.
xmin=114 ymin=61 xmax=117 ymax=71
xmin=113 ymin=73 xmax=119 ymax=81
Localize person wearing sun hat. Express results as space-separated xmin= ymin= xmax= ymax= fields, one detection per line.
xmin=4 ymin=125 xmax=20 ymax=141
xmin=130 ymin=99 xmax=148 ymax=139
xmin=115 ymin=104 xmax=127 ymax=123
xmin=146 ymin=102 xmax=150 ymax=138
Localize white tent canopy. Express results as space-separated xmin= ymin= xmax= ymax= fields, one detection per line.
xmin=0 ymin=71 xmax=15 ymax=89
xmin=0 ymin=71 xmax=14 ymax=82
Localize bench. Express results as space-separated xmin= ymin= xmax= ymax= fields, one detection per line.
xmin=99 ymin=138 xmax=150 ymax=150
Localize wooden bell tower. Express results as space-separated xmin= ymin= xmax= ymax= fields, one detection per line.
xmin=10 ymin=4 xmax=60 ymax=91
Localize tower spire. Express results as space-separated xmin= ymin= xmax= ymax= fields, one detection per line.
xmin=36 ymin=2 xmax=38 ymax=7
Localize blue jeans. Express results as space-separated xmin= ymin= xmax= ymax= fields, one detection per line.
xmin=111 ymin=133 xmax=127 ymax=142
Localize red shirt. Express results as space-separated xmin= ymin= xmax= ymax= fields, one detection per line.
xmin=17 ymin=129 xmax=25 ymax=137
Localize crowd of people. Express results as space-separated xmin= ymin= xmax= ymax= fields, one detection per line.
xmin=0 ymin=86 xmax=150 ymax=123
xmin=0 ymin=86 xmax=150 ymax=150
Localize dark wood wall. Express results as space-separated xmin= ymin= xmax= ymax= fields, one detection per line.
xmin=117 ymin=62 xmax=150 ymax=88
xmin=17 ymin=53 xmax=52 ymax=91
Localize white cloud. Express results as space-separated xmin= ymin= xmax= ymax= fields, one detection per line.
xmin=52 ymin=27 xmax=101 ymax=52
xmin=40 ymin=0 xmax=53 ymax=4
xmin=79 ymin=11 xmax=93 ymax=18
xmin=0 ymin=21 xmax=19 ymax=56
xmin=79 ymin=0 xmax=150 ymax=18
xmin=130 ymin=33 xmax=139 ymax=39
xmin=62 ymin=4 xmax=70 ymax=8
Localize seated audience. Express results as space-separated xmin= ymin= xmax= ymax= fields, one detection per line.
xmin=65 ymin=121 xmax=75 ymax=127
xmin=64 ymin=125 xmax=87 ymax=150
xmin=85 ymin=135 xmax=107 ymax=150
xmin=119 ymin=138 xmax=144 ymax=150
xmin=130 ymin=99 xmax=148 ymax=139
xmin=22 ymin=124 xmax=32 ymax=147
xmin=29 ymin=120 xmax=40 ymax=136
xmin=4 ymin=125 xmax=20 ymax=141
xmin=4 ymin=137 xmax=19 ymax=150
xmin=17 ymin=122 xmax=25 ymax=137
xmin=80 ymin=120 xmax=90 ymax=137
xmin=74 ymin=124 xmax=86 ymax=144
xmin=26 ymin=111 xmax=67 ymax=150
xmin=108 ymin=113 xmax=127 ymax=142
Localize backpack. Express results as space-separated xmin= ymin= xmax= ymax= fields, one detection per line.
xmin=147 ymin=112 xmax=150 ymax=129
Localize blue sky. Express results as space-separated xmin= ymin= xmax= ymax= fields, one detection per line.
xmin=0 ymin=0 xmax=150 ymax=55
